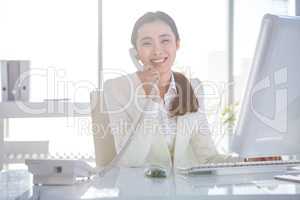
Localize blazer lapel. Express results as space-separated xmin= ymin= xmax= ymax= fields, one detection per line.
xmin=125 ymin=73 xmax=148 ymax=122
xmin=174 ymin=112 xmax=203 ymax=168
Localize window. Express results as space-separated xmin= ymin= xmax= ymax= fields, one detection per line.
xmin=8 ymin=117 xmax=94 ymax=158
xmin=0 ymin=0 xmax=98 ymax=158
xmin=0 ymin=0 xmax=98 ymax=102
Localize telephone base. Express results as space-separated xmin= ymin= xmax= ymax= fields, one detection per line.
xmin=25 ymin=159 xmax=95 ymax=185
xmin=33 ymin=175 xmax=78 ymax=185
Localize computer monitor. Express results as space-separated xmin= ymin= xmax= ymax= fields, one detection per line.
xmin=231 ymin=14 xmax=300 ymax=157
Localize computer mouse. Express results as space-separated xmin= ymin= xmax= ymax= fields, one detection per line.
xmin=144 ymin=166 xmax=167 ymax=178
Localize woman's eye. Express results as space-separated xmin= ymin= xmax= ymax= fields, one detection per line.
xmin=142 ymin=42 xmax=152 ymax=46
xmin=161 ymin=39 xmax=170 ymax=44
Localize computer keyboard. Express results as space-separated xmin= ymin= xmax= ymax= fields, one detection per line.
xmin=178 ymin=159 xmax=300 ymax=175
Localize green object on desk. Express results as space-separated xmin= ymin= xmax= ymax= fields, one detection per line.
xmin=144 ymin=166 xmax=167 ymax=178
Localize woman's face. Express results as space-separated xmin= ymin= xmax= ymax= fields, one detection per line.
xmin=136 ymin=20 xmax=180 ymax=75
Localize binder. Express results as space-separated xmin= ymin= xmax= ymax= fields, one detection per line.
xmin=0 ymin=60 xmax=30 ymax=101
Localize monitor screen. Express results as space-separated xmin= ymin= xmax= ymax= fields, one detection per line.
xmin=231 ymin=14 xmax=300 ymax=157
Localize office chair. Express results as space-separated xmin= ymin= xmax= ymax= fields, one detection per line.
xmin=90 ymin=90 xmax=116 ymax=168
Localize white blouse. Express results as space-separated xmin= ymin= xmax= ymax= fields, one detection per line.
xmin=157 ymin=73 xmax=177 ymax=155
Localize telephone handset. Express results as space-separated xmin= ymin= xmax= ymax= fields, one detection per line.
xmin=129 ymin=48 xmax=144 ymax=71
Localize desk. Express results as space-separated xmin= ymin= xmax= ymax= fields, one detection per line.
xmin=1 ymin=167 xmax=300 ymax=199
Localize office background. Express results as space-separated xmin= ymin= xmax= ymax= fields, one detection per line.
xmin=0 ymin=0 xmax=299 ymax=163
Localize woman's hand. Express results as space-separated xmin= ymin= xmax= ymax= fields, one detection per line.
xmin=137 ymin=65 xmax=160 ymax=96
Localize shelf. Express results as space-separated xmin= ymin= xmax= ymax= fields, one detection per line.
xmin=0 ymin=101 xmax=90 ymax=118
xmin=4 ymin=140 xmax=49 ymax=163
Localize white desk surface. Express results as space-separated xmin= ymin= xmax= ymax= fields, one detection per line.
xmin=1 ymin=167 xmax=300 ymax=200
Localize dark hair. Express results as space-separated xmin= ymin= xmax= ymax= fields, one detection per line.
xmin=131 ymin=11 xmax=180 ymax=48
xmin=170 ymin=72 xmax=199 ymax=116
xmin=131 ymin=11 xmax=199 ymax=116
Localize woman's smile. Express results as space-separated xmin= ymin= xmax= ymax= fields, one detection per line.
xmin=150 ymin=57 xmax=168 ymax=66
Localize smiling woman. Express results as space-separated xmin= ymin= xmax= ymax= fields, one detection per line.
xmin=102 ymin=11 xmax=242 ymax=169
xmin=136 ymin=22 xmax=178 ymax=73
xmin=102 ymin=1 xmax=229 ymax=153
xmin=132 ymin=13 xmax=179 ymax=75
xmin=130 ymin=11 xmax=198 ymax=116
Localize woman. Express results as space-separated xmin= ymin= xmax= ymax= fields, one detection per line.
xmin=103 ymin=11 xmax=277 ymax=169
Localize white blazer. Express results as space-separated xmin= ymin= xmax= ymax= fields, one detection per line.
xmin=103 ymin=72 xmax=239 ymax=169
